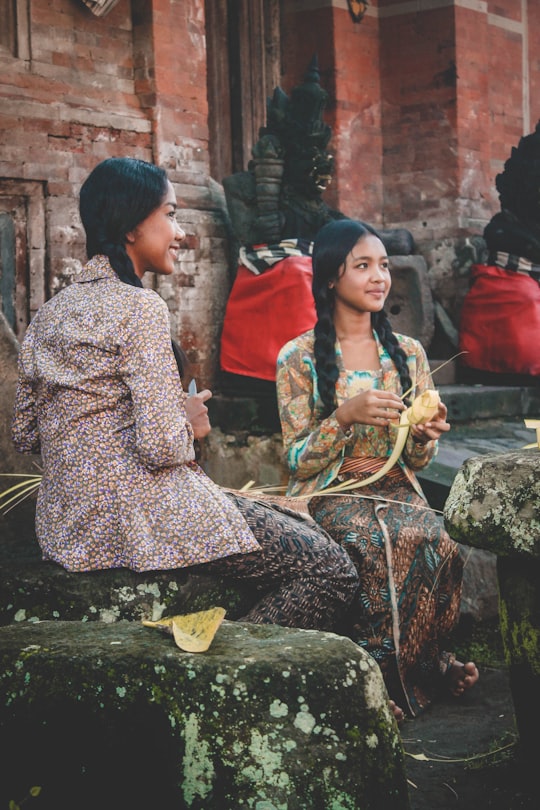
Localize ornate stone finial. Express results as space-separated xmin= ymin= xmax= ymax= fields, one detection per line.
xmin=223 ymin=55 xmax=341 ymax=246
xmin=258 ymin=54 xmax=334 ymax=202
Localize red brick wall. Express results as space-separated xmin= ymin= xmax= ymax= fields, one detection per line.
xmin=0 ymin=0 xmax=228 ymax=386
xmin=0 ymin=0 xmax=151 ymax=287
xmin=378 ymin=4 xmax=459 ymax=240
xmin=1 ymin=0 xmax=539 ymax=385
xmin=281 ymin=1 xmax=537 ymax=244
xmin=481 ymin=1 xmax=528 ymax=207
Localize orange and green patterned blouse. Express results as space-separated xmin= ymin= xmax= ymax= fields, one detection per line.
xmin=276 ymin=329 xmax=438 ymax=498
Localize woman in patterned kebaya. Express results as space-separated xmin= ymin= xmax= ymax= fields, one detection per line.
xmin=11 ymin=157 xmax=358 ymax=632
xmin=276 ymin=219 xmax=479 ymax=717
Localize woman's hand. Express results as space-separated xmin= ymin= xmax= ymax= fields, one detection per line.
xmin=185 ymin=389 xmax=213 ymax=439
xmin=336 ymin=389 xmax=406 ymax=431
xmin=410 ymin=400 xmax=450 ymax=444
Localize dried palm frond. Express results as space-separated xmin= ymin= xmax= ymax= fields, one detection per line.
xmin=0 ymin=474 xmax=42 ymax=514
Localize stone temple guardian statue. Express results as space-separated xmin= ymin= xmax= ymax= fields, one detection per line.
xmin=459 ymin=122 xmax=540 ymax=382
xmin=219 ymin=56 xmax=421 ymax=400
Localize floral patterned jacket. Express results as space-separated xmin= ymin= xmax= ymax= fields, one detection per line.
xmin=276 ymin=329 xmax=438 ymax=497
xmin=12 ymin=256 xmax=259 ymax=572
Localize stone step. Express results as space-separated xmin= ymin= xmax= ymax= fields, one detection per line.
xmin=207 ymin=384 xmax=539 ymax=510
xmin=208 ymin=383 xmax=540 ymax=434
xmin=0 ymin=500 xmax=259 ymax=627
xmin=418 ymin=384 xmax=539 ymax=510
xmin=439 ymin=383 xmax=540 ymax=423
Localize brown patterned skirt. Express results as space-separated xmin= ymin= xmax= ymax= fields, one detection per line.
xmin=309 ymin=465 xmax=463 ymax=717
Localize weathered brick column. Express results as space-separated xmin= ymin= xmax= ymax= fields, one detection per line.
xmin=443 ymin=449 xmax=540 ymax=768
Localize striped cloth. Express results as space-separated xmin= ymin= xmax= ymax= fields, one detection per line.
xmin=338 ymin=456 xmax=406 ymax=483
xmin=239 ymin=238 xmax=313 ymax=275
xmin=490 ymin=251 xmax=540 ymax=283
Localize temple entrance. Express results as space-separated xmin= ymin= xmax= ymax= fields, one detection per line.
xmin=0 ymin=180 xmax=46 ymax=341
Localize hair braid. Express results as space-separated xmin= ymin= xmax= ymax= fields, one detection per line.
xmin=313 ymin=285 xmax=339 ymax=418
xmin=372 ymin=311 xmax=413 ymax=405
xmin=101 ymin=239 xmax=142 ymax=288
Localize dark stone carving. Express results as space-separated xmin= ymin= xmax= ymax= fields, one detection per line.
xmin=223 ymin=55 xmax=342 ymax=247
xmin=223 ymin=55 xmax=414 ymax=256
xmin=484 ymin=120 xmax=540 ymax=262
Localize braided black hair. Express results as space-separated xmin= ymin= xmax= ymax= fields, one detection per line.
xmin=79 ymin=157 xmax=188 ymax=379
xmin=311 ymin=219 xmax=413 ymax=417
xmin=79 ymin=156 xmax=169 ymax=288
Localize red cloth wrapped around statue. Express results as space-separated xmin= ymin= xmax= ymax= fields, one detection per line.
xmin=459 ymin=263 xmax=540 ymax=376
xmin=220 ymin=252 xmax=316 ymax=382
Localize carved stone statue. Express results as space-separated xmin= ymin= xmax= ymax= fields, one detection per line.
xmin=223 ymin=56 xmax=341 ymax=247
xmin=458 ymin=122 xmax=540 ymax=380
xmin=219 ymin=56 xmax=418 ymax=399
xmin=223 ymin=55 xmax=414 ymax=255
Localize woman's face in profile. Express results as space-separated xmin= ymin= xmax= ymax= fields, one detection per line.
xmin=126 ymin=181 xmax=185 ymax=279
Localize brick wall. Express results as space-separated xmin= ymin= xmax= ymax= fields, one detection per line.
xmin=281 ymin=1 xmax=536 ymax=240
xmin=282 ymin=0 xmax=538 ymax=330
xmin=0 ymin=0 xmax=228 ymax=387
xmin=1 ymin=0 xmax=538 ymax=388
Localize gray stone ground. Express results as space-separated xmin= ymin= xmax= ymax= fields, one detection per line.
xmin=404 ymin=665 xmax=536 ymax=809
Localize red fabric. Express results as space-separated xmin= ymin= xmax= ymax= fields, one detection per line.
xmin=220 ymin=255 xmax=317 ymax=381
xmin=459 ymin=264 xmax=540 ymax=376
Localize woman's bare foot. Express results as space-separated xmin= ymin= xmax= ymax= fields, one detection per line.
xmin=447 ymin=660 xmax=479 ymax=697
xmin=389 ymin=699 xmax=405 ymax=724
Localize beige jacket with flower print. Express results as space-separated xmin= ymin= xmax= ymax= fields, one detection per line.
xmin=12 ymin=256 xmax=259 ymax=572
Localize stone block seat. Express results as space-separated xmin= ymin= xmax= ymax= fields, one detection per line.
xmin=0 ymin=620 xmax=409 ymax=810
xmin=0 ymin=500 xmax=261 ymax=627
xmin=0 ymin=504 xmax=409 ymax=810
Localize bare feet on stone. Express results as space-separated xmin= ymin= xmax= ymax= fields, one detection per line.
xmin=389 ymin=699 xmax=405 ymax=724
xmin=446 ymin=660 xmax=479 ymax=697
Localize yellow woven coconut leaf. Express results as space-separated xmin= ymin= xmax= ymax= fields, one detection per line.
xmin=142 ymin=607 xmax=226 ymax=652
xmin=407 ymin=389 xmax=441 ymax=425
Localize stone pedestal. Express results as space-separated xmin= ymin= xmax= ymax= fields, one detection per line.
xmin=444 ymin=449 xmax=540 ymax=769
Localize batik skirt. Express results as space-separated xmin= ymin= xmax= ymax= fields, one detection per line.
xmin=309 ymin=467 xmax=463 ymax=716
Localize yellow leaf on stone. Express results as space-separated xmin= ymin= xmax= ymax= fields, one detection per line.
xmin=524 ymin=419 xmax=540 ymax=449
xmin=142 ymin=607 xmax=226 ymax=652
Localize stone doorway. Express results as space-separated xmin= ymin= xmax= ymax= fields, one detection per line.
xmin=0 ymin=180 xmax=46 ymax=342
